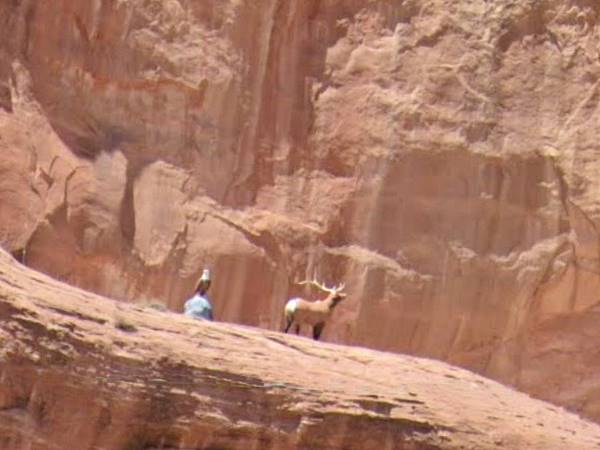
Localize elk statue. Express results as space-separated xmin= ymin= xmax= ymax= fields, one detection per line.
xmin=283 ymin=278 xmax=346 ymax=340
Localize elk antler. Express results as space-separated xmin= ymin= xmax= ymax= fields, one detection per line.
xmin=297 ymin=278 xmax=345 ymax=294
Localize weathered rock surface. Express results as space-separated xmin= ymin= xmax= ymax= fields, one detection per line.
xmin=2 ymin=0 xmax=600 ymax=424
xmin=1 ymin=250 xmax=600 ymax=450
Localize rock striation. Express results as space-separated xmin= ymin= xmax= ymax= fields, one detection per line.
xmin=2 ymin=249 xmax=600 ymax=450
xmin=1 ymin=0 xmax=600 ymax=424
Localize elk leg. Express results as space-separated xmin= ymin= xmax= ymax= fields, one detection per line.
xmin=295 ymin=324 xmax=301 ymax=335
xmin=313 ymin=322 xmax=325 ymax=340
xmin=284 ymin=318 xmax=293 ymax=333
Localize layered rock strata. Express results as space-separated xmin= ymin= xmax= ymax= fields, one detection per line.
xmin=1 ymin=250 xmax=600 ymax=449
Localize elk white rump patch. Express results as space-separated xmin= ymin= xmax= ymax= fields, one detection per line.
xmin=285 ymin=298 xmax=299 ymax=315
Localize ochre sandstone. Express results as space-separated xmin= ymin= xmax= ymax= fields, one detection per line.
xmin=2 ymin=249 xmax=600 ymax=450
xmin=2 ymin=0 xmax=600 ymax=426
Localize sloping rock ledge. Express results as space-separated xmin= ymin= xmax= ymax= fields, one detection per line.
xmin=0 ymin=249 xmax=599 ymax=450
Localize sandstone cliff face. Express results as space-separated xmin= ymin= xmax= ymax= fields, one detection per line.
xmin=2 ymin=0 xmax=600 ymax=423
xmin=2 ymin=249 xmax=600 ymax=450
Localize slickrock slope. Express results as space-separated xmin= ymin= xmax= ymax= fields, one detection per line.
xmin=2 ymin=0 xmax=600 ymax=423
xmin=1 ymin=251 xmax=600 ymax=450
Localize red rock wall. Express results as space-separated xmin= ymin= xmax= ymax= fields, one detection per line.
xmin=2 ymin=0 xmax=600 ymax=421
